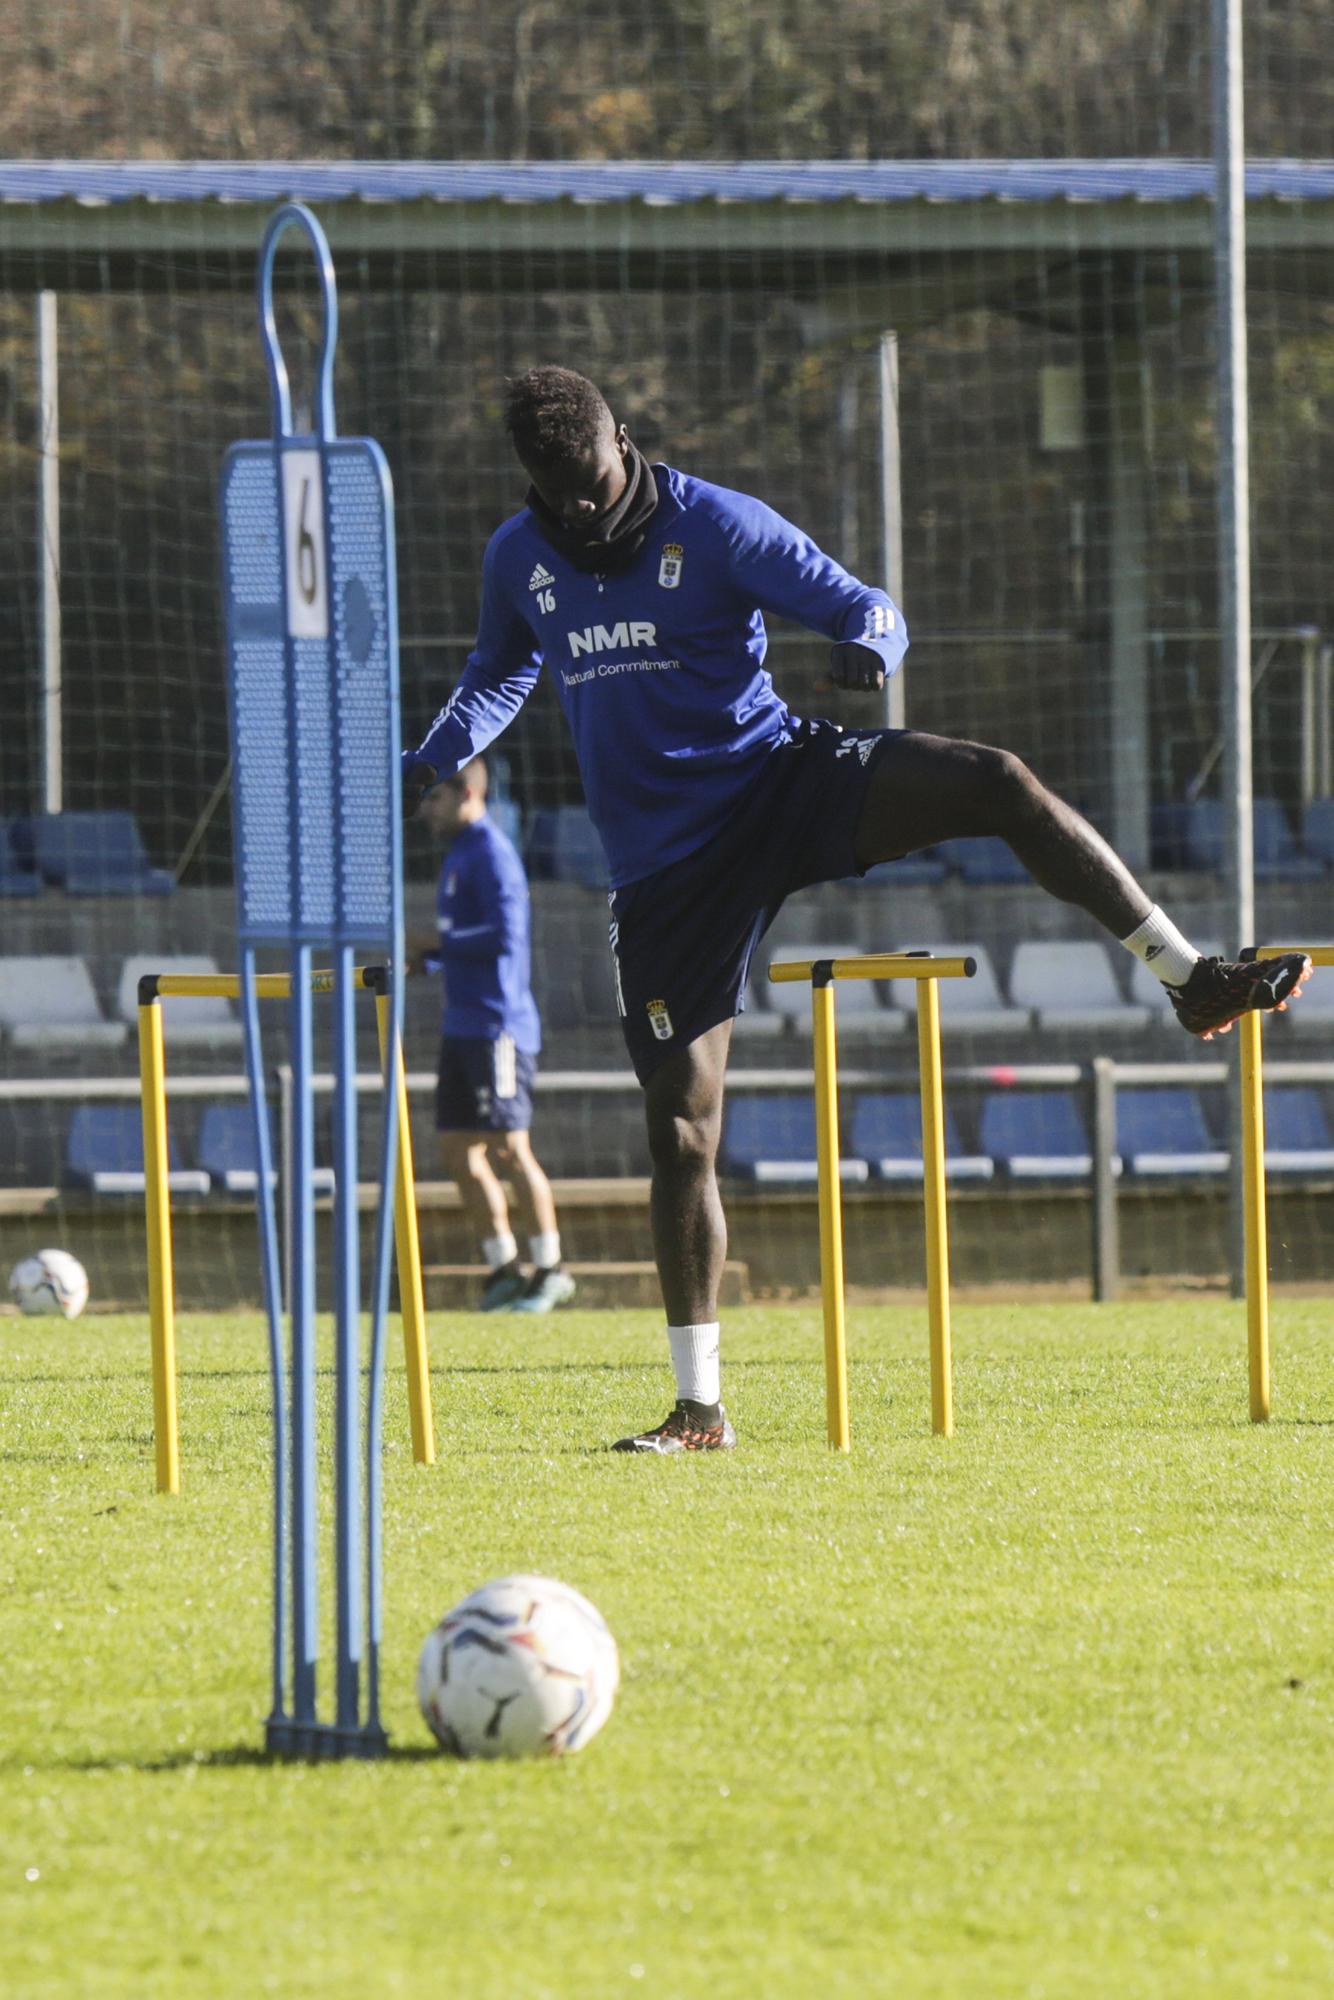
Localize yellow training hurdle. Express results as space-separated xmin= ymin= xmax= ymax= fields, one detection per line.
xmin=1239 ymin=945 xmax=1334 ymax=1424
xmin=767 ymin=951 xmax=976 ymax=1450
xmin=137 ymin=964 xmax=435 ymax=1494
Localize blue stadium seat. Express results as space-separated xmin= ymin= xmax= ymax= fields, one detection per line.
xmin=1116 ymin=1087 xmax=1227 ymax=1176
xmin=861 ymin=850 xmax=950 ymax=887
xmin=525 ymin=806 xmax=605 ymax=888
xmin=1260 ymin=1087 xmax=1334 ymax=1174
xmin=0 ymin=822 xmax=41 ymax=897
xmin=12 ymin=812 xmax=173 ymax=895
xmin=197 ymin=1104 xmax=335 ymax=1196
xmin=1150 ymin=798 xmax=1321 ymax=880
xmin=65 ymin=1106 xmax=209 ymax=1196
xmin=979 ymin=1091 xmax=1094 ymax=1178
xmin=1301 ymin=799 xmax=1334 ymax=870
xmin=721 ymin=1096 xmax=869 ymax=1187
xmin=850 ymin=1093 xmax=993 ymax=1182
xmin=938 ymin=836 xmax=1029 ymax=885
xmin=551 ymin=806 xmax=606 ymax=889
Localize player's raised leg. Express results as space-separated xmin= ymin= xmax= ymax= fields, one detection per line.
xmin=613 ymin=1021 xmax=736 ymax=1454
xmin=855 ymin=731 xmax=1310 ymax=1040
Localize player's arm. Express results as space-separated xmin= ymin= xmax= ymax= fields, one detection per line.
xmin=709 ymin=490 xmax=908 ymax=692
xmin=403 ymin=536 xmax=542 ymax=810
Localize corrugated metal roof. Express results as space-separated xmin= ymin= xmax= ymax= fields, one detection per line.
xmin=2 ymin=159 xmax=1333 ymax=206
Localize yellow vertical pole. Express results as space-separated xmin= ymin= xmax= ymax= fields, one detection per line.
xmin=917 ymin=977 xmax=954 ymax=1438
xmin=375 ymin=992 xmax=436 ymax=1464
xmin=1239 ymin=1008 xmax=1270 ymax=1423
xmin=811 ymin=971 xmax=850 ymax=1452
xmin=138 ymin=998 xmax=180 ymax=1494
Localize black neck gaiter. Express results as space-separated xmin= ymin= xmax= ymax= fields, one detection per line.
xmin=526 ymin=441 xmax=660 ymax=574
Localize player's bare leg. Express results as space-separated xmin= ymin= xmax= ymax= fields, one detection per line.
xmin=854 ymin=732 xmax=1310 ymax=1037
xmin=615 ymin=1020 xmax=736 ymax=1452
xmin=643 ymin=1019 xmax=732 ymax=1325
xmin=487 ymin=1128 xmax=558 ymax=1241
xmin=439 ymin=1131 xmax=526 ymax=1310
xmin=855 ymin=732 xmax=1151 ymax=932
xmin=488 ymin=1129 xmax=576 ymax=1313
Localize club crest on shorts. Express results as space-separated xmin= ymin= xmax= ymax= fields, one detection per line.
xmin=658 ymin=543 xmax=684 ymax=590
xmin=646 ymin=997 xmax=674 ymax=1041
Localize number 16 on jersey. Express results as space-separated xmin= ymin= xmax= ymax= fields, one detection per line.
xmin=281 ymin=449 xmax=329 ymax=639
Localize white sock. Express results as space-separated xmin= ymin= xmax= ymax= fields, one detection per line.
xmin=1118 ymin=906 xmax=1201 ymax=989
xmin=668 ymin=1323 xmax=721 ymax=1408
xmin=529 ymin=1231 xmax=561 ymax=1271
xmin=482 ymin=1230 xmax=518 ymax=1271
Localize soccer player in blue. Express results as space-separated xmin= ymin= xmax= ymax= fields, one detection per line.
xmin=414 ymin=758 xmax=575 ymax=1314
xmin=405 ymin=366 xmax=1309 ymax=1449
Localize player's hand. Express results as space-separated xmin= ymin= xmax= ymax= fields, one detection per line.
xmin=828 ymin=641 xmax=886 ymax=692
xmin=401 ymin=753 xmax=436 ymax=818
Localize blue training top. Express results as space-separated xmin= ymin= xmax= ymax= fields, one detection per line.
xmin=410 ymin=464 xmax=907 ymax=889
xmin=432 ymin=816 xmax=541 ymax=1053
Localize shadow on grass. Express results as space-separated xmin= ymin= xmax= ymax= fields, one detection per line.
xmin=14 ymin=1743 xmax=446 ymax=1774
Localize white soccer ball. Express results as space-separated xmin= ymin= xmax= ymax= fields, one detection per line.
xmin=418 ymin=1574 xmax=620 ymax=1759
xmin=8 ymin=1248 xmax=90 ymax=1320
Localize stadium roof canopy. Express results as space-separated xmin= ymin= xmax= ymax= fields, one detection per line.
xmin=1 ymin=159 xmax=1331 ymax=297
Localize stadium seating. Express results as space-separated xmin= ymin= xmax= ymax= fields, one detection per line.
xmin=526 ymin=807 xmax=606 ymax=889
xmin=1262 ymin=1088 xmax=1334 ymax=1173
xmin=939 ymin=836 xmax=1030 ymax=885
xmin=1116 ymin=1087 xmax=1227 ymax=1176
xmin=1150 ymin=797 xmax=1322 ymax=879
xmin=64 ymin=1105 xmax=209 ymax=1196
xmin=887 ymin=944 xmax=1030 ymax=1035
xmin=1007 ymin=941 xmax=1151 ymax=1034
xmin=1301 ymin=799 xmax=1334 ymax=870
xmin=763 ymin=944 xmax=907 ymax=1038
xmin=979 ymin=1090 xmax=1094 ymax=1178
xmin=0 ymin=822 xmax=42 ymax=896
xmin=849 ymin=1093 xmax=993 ymax=1182
xmin=861 ymin=849 xmax=950 ymax=887
xmin=116 ymin=956 xmax=244 ymax=1050
xmin=197 ymin=1104 xmax=336 ymax=1195
xmin=0 ymin=956 xmax=128 ymax=1053
xmin=11 ymin=811 xmax=174 ymax=895
xmin=721 ymin=1096 xmax=869 ymax=1186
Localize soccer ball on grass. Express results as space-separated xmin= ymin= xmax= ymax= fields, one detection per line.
xmin=418 ymin=1574 xmax=619 ymax=1759
xmin=8 ymin=1249 xmax=90 ymax=1319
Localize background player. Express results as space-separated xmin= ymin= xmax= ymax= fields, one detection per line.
xmin=413 ymin=758 xmax=575 ymax=1314
xmin=405 ymin=367 xmax=1308 ymax=1441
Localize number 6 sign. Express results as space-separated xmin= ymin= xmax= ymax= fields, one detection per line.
xmin=281 ymin=449 xmax=328 ymax=638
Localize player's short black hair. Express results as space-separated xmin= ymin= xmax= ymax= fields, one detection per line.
xmin=504 ymin=367 xmax=615 ymax=467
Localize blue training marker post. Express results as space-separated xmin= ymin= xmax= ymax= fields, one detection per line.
xmin=218 ymin=203 xmax=404 ymax=1758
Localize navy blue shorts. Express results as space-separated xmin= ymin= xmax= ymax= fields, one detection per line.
xmin=435 ymin=1035 xmax=536 ymax=1132
xmin=609 ymin=718 xmax=898 ymax=1083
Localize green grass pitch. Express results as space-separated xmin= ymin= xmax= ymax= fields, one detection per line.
xmin=4 ymin=1301 xmax=1334 ymax=1998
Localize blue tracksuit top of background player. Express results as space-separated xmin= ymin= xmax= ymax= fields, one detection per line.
xmin=435 ymin=816 xmax=541 ymax=1054
xmin=413 ymin=464 xmax=908 ymax=889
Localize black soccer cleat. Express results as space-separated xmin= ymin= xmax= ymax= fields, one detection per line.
xmin=479 ymin=1261 xmax=528 ymax=1312
xmin=611 ymin=1400 xmax=737 ymax=1454
xmin=1167 ymin=952 xmax=1312 ymax=1040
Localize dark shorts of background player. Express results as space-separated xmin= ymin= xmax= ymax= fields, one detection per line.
xmin=610 ymin=717 xmax=901 ymax=1084
xmin=435 ymin=1035 xmax=536 ymax=1133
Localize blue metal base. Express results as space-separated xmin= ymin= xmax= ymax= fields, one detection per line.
xmin=266 ymin=1713 xmax=389 ymax=1760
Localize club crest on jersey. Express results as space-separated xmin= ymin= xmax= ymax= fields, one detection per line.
xmin=646 ymin=997 xmax=674 ymax=1041
xmin=658 ymin=543 xmax=684 ymax=590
